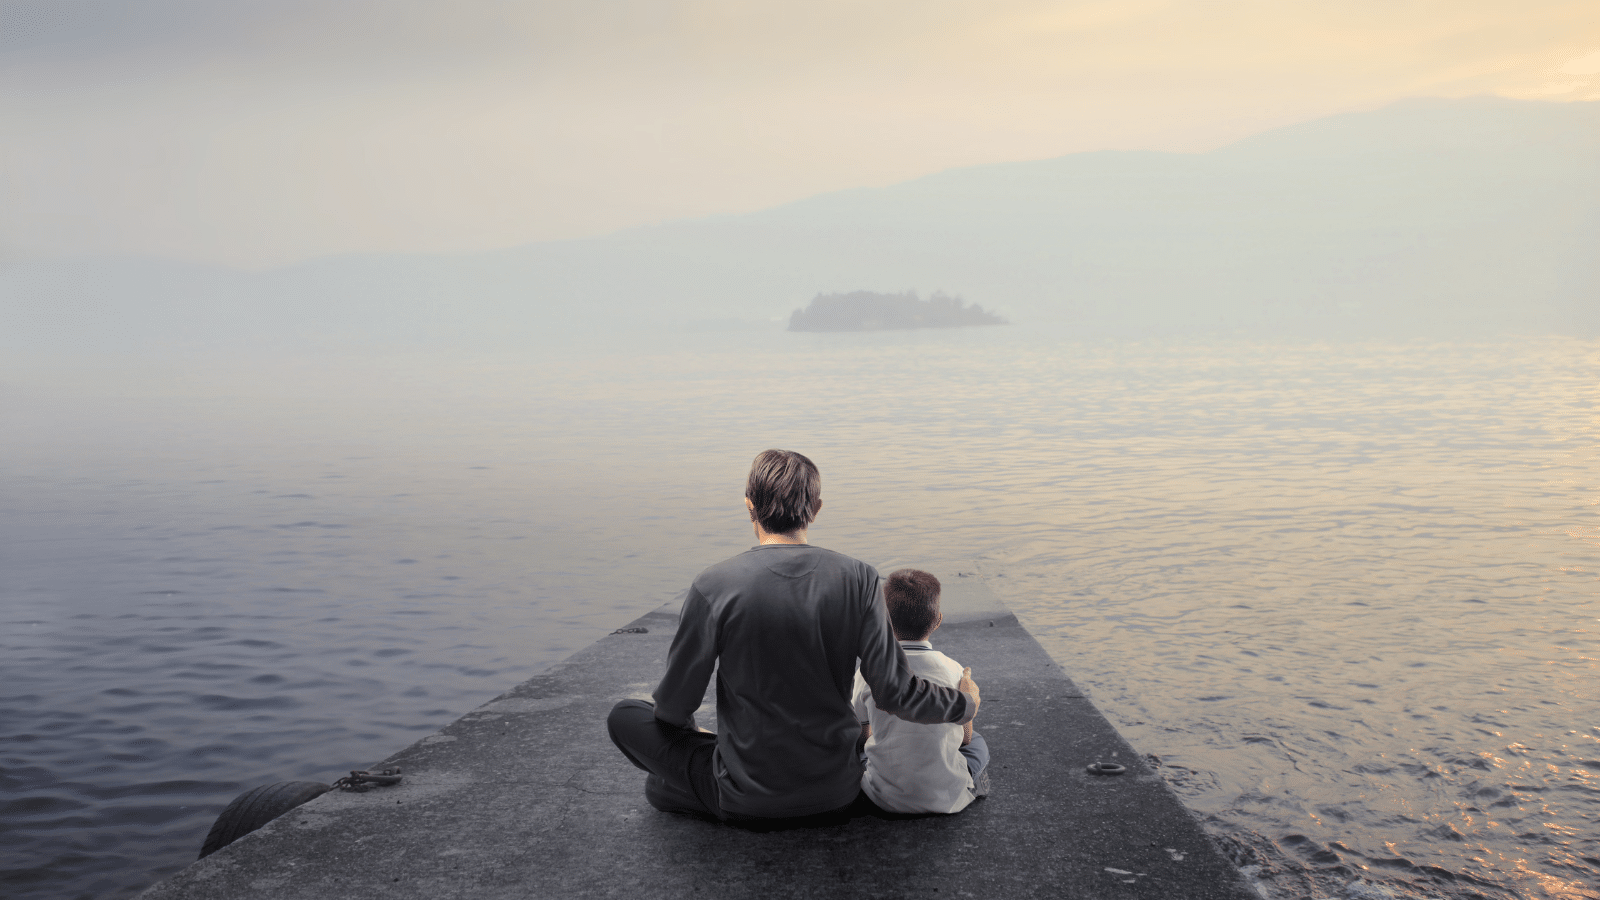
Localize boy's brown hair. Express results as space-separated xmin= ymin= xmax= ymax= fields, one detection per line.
xmin=884 ymin=569 xmax=941 ymax=641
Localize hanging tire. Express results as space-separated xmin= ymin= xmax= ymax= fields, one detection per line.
xmin=199 ymin=781 xmax=332 ymax=859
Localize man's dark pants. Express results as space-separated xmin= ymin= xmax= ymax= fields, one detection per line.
xmin=609 ymin=698 xmax=990 ymax=823
xmin=607 ymin=699 xmax=723 ymax=818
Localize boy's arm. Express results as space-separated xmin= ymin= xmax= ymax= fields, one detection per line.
xmin=955 ymin=661 xmax=976 ymax=745
xmin=850 ymin=670 xmax=873 ymax=745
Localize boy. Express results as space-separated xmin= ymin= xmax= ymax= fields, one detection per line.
xmin=851 ymin=569 xmax=990 ymax=814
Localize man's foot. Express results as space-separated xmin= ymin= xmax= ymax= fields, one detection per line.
xmin=972 ymin=771 xmax=992 ymax=798
xmin=643 ymin=774 xmax=716 ymax=817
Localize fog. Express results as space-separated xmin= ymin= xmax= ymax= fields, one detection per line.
xmin=5 ymin=96 xmax=1597 ymax=358
xmin=2 ymin=1 xmax=1598 ymax=266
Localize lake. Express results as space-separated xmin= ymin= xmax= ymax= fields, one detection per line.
xmin=2 ymin=328 xmax=1596 ymax=899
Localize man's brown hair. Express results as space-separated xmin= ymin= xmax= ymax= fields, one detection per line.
xmin=884 ymin=569 xmax=941 ymax=641
xmin=745 ymin=449 xmax=822 ymax=536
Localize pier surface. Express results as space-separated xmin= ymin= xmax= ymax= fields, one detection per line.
xmin=138 ymin=574 xmax=1253 ymax=899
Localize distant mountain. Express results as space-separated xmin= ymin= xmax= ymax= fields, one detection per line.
xmin=789 ymin=291 xmax=1005 ymax=332
xmin=4 ymin=96 xmax=1596 ymax=353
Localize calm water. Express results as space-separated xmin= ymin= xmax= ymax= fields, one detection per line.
xmin=2 ymin=330 xmax=1596 ymax=899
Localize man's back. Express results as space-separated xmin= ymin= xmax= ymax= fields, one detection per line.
xmin=654 ymin=544 xmax=878 ymax=817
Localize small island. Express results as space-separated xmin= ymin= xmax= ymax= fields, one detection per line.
xmin=788 ymin=290 xmax=1007 ymax=332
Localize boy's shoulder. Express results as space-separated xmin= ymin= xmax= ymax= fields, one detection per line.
xmin=903 ymin=643 xmax=963 ymax=684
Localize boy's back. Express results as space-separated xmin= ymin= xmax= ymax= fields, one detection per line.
xmin=851 ymin=639 xmax=977 ymax=814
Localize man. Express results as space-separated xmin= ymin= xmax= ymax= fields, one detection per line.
xmin=607 ymin=449 xmax=981 ymax=823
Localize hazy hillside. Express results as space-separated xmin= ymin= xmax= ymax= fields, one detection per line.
xmin=4 ymin=96 xmax=1596 ymax=352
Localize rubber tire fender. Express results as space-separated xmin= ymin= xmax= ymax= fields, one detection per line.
xmin=199 ymin=781 xmax=332 ymax=859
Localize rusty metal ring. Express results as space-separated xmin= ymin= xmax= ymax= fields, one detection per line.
xmin=1086 ymin=762 xmax=1126 ymax=776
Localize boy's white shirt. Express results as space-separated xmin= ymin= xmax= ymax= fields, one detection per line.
xmin=851 ymin=640 xmax=976 ymax=814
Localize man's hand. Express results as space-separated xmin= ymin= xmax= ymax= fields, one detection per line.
xmin=958 ymin=666 xmax=981 ymax=714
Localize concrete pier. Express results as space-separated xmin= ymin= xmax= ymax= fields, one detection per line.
xmin=138 ymin=574 xmax=1254 ymax=899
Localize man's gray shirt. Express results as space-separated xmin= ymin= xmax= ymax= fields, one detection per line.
xmin=653 ymin=544 xmax=976 ymax=818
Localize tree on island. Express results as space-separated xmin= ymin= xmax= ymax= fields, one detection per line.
xmin=788 ymin=290 xmax=1007 ymax=332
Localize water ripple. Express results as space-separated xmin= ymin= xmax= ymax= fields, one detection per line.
xmin=3 ymin=333 xmax=1596 ymax=899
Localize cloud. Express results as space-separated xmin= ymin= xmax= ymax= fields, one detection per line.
xmin=3 ymin=0 xmax=1598 ymax=266
xmin=1560 ymin=49 xmax=1600 ymax=75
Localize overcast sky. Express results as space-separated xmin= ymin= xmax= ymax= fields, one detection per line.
xmin=2 ymin=0 xmax=1597 ymax=268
